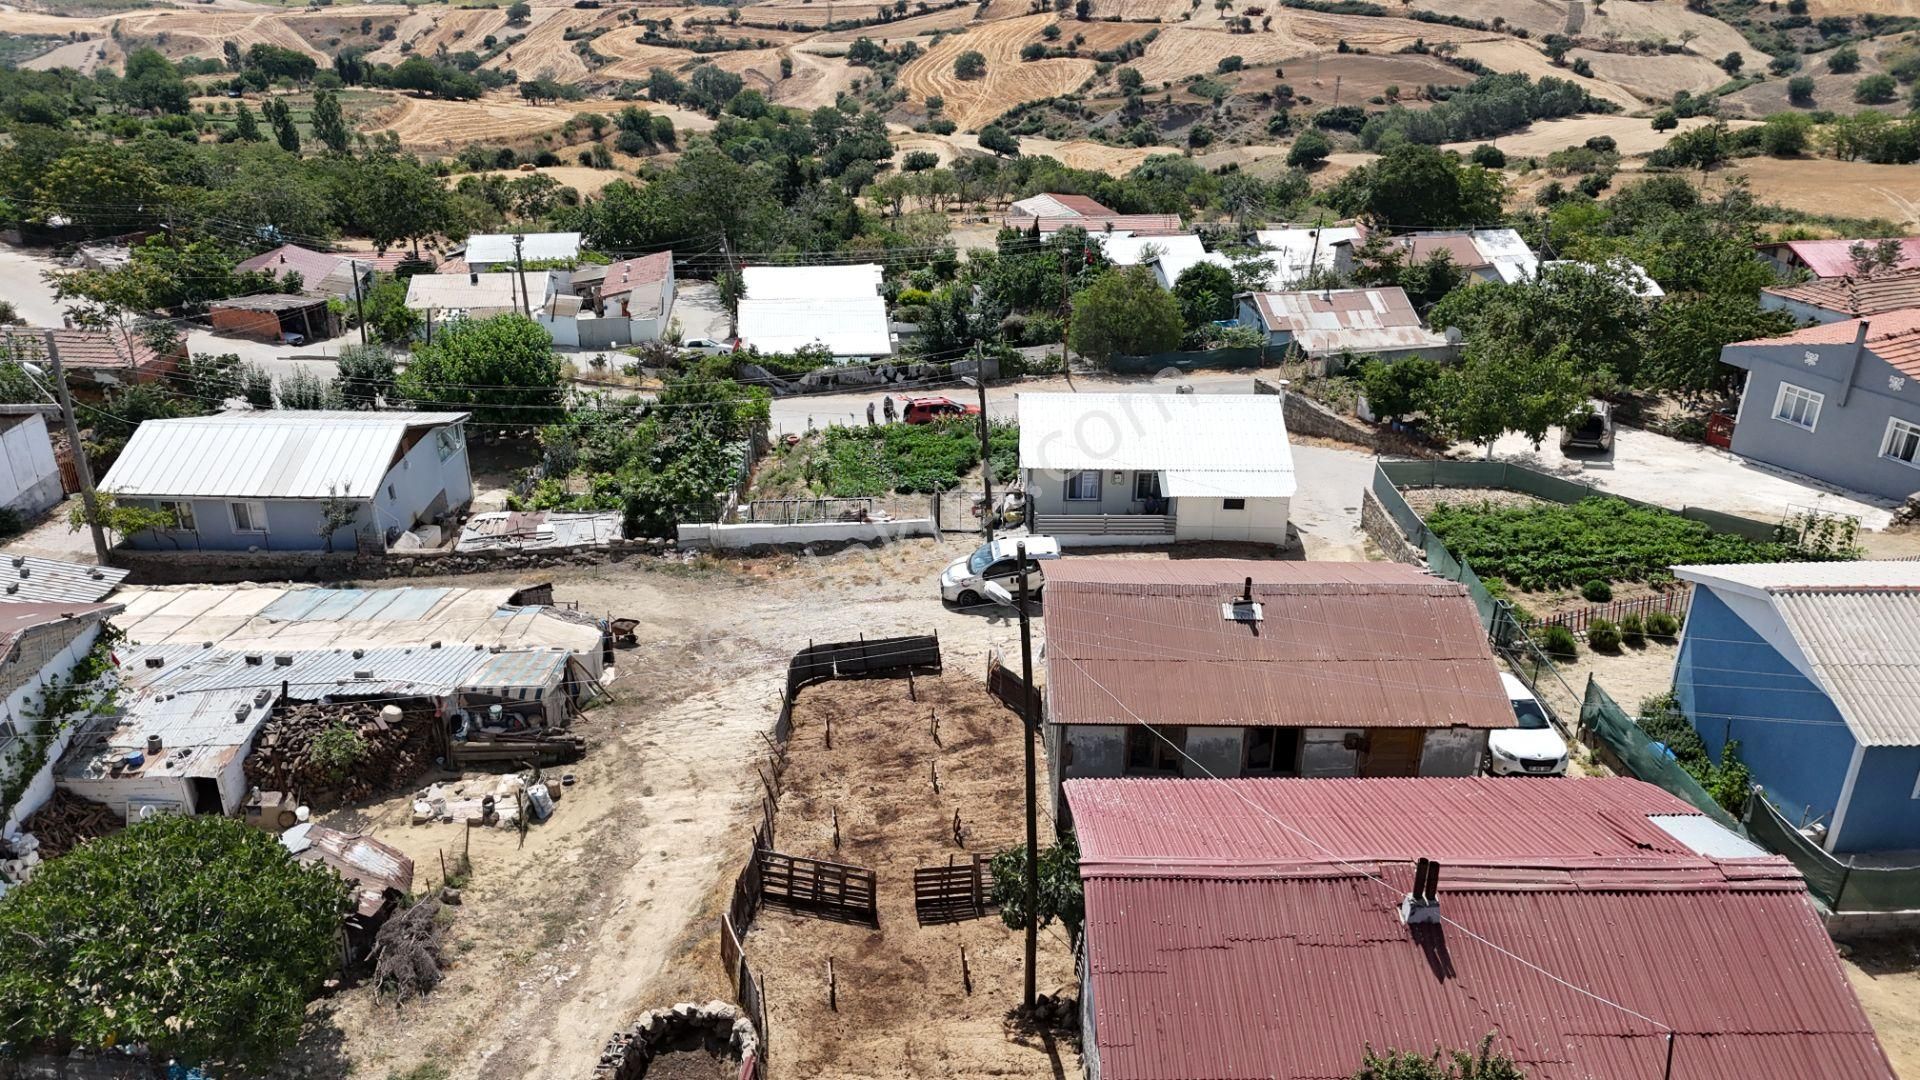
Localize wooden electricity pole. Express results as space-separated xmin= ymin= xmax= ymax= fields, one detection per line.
xmin=1016 ymin=541 xmax=1038 ymax=1010
xmin=43 ymin=333 xmax=109 ymax=564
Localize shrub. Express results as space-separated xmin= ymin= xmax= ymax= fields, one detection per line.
xmin=1646 ymin=611 xmax=1680 ymax=638
xmin=1468 ymin=143 xmax=1506 ymax=168
xmin=1826 ymin=45 xmax=1859 ymax=74
xmin=1855 ymin=74 xmax=1898 ymax=104
xmin=1541 ymin=624 xmax=1579 ymax=660
xmin=1787 ymin=75 xmax=1816 ymax=105
xmin=1618 ymin=612 xmax=1645 ymax=646
xmin=311 ymin=721 xmax=368 ymax=779
xmin=1580 ymin=578 xmax=1612 ymax=602
xmin=1587 ymin=617 xmax=1622 ymax=651
xmin=954 ymin=49 xmax=987 ymax=78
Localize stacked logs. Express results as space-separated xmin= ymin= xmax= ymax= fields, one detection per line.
xmin=16 ymin=789 xmax=120 ymax=858
xmin=244 ymin=701 xmax=441 ymax=812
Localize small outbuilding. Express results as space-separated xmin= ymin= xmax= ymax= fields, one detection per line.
xmin=1237 ymin=286 xmax=1455 ymax=369
xmin=208 ymin=293 xmax=337 ymax=344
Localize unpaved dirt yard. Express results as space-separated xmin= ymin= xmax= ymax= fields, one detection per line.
xmin=747 ymin=673 xmax=1079 ymax=1078
xmin=1846 ymin=938 xmax=1920 ymax=1080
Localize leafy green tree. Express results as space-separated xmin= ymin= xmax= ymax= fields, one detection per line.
xmin=261 ymin=96 xmax=300 ymax=154
xmin=1427 ymin=260 xmax=1651 ymax=388
xmin=1640 ymin=292 xmax=1795 ymax=400
xmin=1759 ymin=112 xmax=1811 ymax=156
xmin=687 ymin=63 xmax=745 ymax=115
xmin=506 ymin=0 xmax=532 ymax=20
xmin=1327 ymin=144 xmax=1503 ymax=227
xmin=1651 ymin=109 xmax=1678 ymax=131
xmin=344 ymin=151 xmax=455 ymax=254
xmin=1427 ymin=336 xmax=1589 ymax=454
xmin=1855 ymin=74 xmax=1898 ymax=105
xmin=1826 ymin=44 xmax=1859 ymax=74
xmin=358 ymin=279 xmax=419 ymax=346
xmin=1117 ymin=65 xmax=1144 ymax=93
xmin=1287 ymin=128 xmax=1332 ymax=168
xmin=1355 ymin=1037 xmax=1526 ymax=1080
xmin=334 ymin=342 xmax=397 ymax=408
xmin=903 ymin=149 xmax=940 ymax=172
xmin=955 ymin=50 xmax=988 ymax=79
xmin=233 ymin=101 xmax=264 ymax=142
xmin=172 ymin=352 xmax=244 ymax=405
xmin=1069 ymin=265 xmax=1184 ymax=366
xmin=989 ymin=835 xmax=1084 ymax=950
xmin=310 ymin=88 xmax=351 ymax=153
xmin=1787 ymin=75 xmax=1816 ymax=105
xmin=1172 ymin=260 xmax=1236 ymax=329
xmin=275 ymin=367 xmax=340 ymax=410
xmin=0 ymin=815 xmax=348 ymax=1071
xmin=1358 ymin=356 xmax=1439 ymax=422
xmin=120 ymin=47 xmax=190 ymax=114
xmin=397 ymin=313 xmax=564 ymax=427
xmin=34 ymin=144 xmax=164 ymax=230
xmin=978 ymin=124 xmax=1020 ymax=156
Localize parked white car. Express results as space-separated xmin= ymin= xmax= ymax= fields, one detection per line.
xmin=940 ymin=536 xmax=1060 ymax=606
xmin=1487 ymin=673 xmax=1569 ymax=776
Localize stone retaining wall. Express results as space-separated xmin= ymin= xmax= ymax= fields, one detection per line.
xmin=107 ymin=539 xmax=677 ymax=586
xmin=1281 ymin=390 xmax=1380 ymax=450
xmin=595 ymin=1000 xmax=758 ymax=1080
xmin=1360 ymin=489 xmax=1424 ymax=566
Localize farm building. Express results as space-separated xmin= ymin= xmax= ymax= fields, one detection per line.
xmin=405 ymin=271 xmax=560 ymax=323
xmin=1008 ymin=193 xmax=1114 ymax=219
xmin=1005 ymin=214 xmax=1185 ymax=238
xmin=1236 ymin=286 xmax=1455 ymax=368
xmin=236 ymin=244 xmax=376 ymax=298
xmin=1015 ymin=393 xmax=1294 ymax=547
xmin=1756 ymin=237 xmax=1920 ymax=279
xmin=1255 ymin=225 xmax=1361 ymax=285
xmin=1042 ymin=560 xmax=1514 ymax=814
xmin=55 ymin=684 xmax=278 ymax=819
xmin=0 ymin=602 xmax=122 ymax=834
xmin=98 ymin=411 xmax=472 ymax=551
xmin=589 ymin=251 xmax=675 ymax=322
xmin=461 ymin=231 xmax=583 ymax=271
xmin=1065 ymin=775 xmax=1895 ymax=1080
xmin=738 ymin=263 xmax=892 ymax=359
xmin=1331 ymin=227 xmax=1539 ymax=285
xmin=1717 ymin=310 xmax=1920 ymax=501
xmin=0 ymin=405 xmax=65 ymax=519
xmin=208 ymin=294 xmax=336 ymax=344
xmin=1762 ymin=270 xmax=1920 ymax=324
xmin=1672 ymin=561 xmax=1920 ymax=855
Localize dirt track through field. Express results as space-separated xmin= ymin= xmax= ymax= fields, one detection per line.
xmin=899 ymin=13 xmax=1098 ymax=130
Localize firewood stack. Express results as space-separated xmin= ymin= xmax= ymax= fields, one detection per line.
xmin=17 ymin=789 xmax=121 ymax=858
xmin=245 ymin=700 xmax=441 ymax=812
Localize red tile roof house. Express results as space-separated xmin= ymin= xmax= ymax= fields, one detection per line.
xmin=0 ymin=327 xmax=180 ymax=385
xmin=1065 ymin=775 xmax=1898 ymax=1080
xmin=1757 ymin=237 xmax=1920 ymax=280
xmin=1717 ymin=309 xmax=1920 ymax=502
xmin=1041 ymin=560 xmax=1517 ymax=814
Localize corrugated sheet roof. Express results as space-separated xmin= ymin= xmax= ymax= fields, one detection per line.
xmin=1764 ymin=237 xmax=1920 ymax=279
xmin=1675 ymin=561 xmax=1920 ymax=591
xmin=1256 ymin=225 xmax=1360 ymax=281
xmin=1247 ymin=287 xmax=1450 ymax=355
xmin=738 ymin=297 xmax=892 ymax=356
xmin=1010 ymin=193 xmax=1115 ymax=218
xmin=283 ymin=823 xmax=413 ymax=917
xmin=98 ymin=411 xmax=467 ymax=500
xmin=1017 ymin=394 xmax=1294 ymax=492
xmin=1043 ymin=560 xmax=1511 ymax=729
xmin=1007 ymin=214 xmax=1187 ymax=236
xmin=1066 ymin=777 xmax=1893 ymax=1080
xmin=0 ymin=555 xmax=126 ymax=603
xmin=1093 ymin=233 xmax=1206 ymax=268
xmin=742 ymin=264 xmax=882 ymax=301
xmin=123 ymin=641 xmax=540 ymax=700
xmin=237 ymin=244 xmax=348 ymax=284
xmin=1764 ymin=269 xmax=1920 ymax=318
xmin=463 ymin=232 xmax=582 ymax=265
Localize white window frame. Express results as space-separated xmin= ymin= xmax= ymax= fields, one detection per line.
xmin=157 ymin=500 xmax=196 ymax=532
xmin=1065 ymin=471 xmax=1102 ymax=502
xmin=1883 ymin=418 xmax=1920 ymax=469
xmin=229 ymin=500 xmax=267 ymax=533
xmin=1133 ymin=471 xmax=1161 ymax=501
xmin=1773 ymin=383 xmax=1823 ymax=431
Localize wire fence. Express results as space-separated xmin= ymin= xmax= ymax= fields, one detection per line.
xmin=1744 ymin=795 xmax=1920 ymax=913
xmin=1519 ymin=591 xmax=1693 ymax=636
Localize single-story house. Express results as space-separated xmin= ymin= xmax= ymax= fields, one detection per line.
xmin=1237 ymin=286 xmax=1455 ymax=368
xmin=1042 ymin=559 xmax=1514 ymax=813
xmin=1066 ymin=775 xmax=1895 ymax=1080
xmin=742 ymin=263 xmax=882 ymax=301
xmin=1333 ymin=227 xmax=1538 ymax=285
xmin=0 ymin=327 xmax=180 ymax=386
xmin=1762 ymin=269 xmax=1920 ymax=324
xmin=0 ymin=602 xmax=122 ymax=834
xmin=1540 ymin=257 xmax=1665 ymax=300
xmin=1004 ymin=214 xmax=1186 ymax=238
xmin=1016 ymin=392 xmax=1294 ymax=546
xmin=739 ymin=263 xmax=891 ymax=359
xmin=461 ymin=231 xmax=583 ymax=271
xmin=236 ymin=243 xmax=374 ymax=298
xmin=1008 ymin=193 xmax=1114 ymax=219
xmin=98 ymin=411 xmax=473 ymax=551
xmin=1672 ymin=561 xmax=1920 ymax=854
xmin=56 ymin=684 xmax=277 ymax=819
xmin=594 ymin=251 xmax=675 ymax=321
xmin=1717 ymin=309 xmax=1920 ymax=501
xmin=1255 ymin=224 xmax=1361 ymax=285
xmin=404 ymin=270 xmax=559 ymax=322
xmin=1757 ymin=236 xmax=1920 ymax=279
xmin=208 ymin=293 xmax=337 ymax=344
xmin=0 ymin=405 xmax=65 ymax=519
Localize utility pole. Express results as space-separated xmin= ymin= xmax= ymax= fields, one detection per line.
xmin=350 ymin=259 xmax=368 ymax=346
xmin=964 ymin=365 xmax=991 ymax=540
xmin=1016 ymin=541 xmax=1038 ymax=1011
xmin=44 ymin=333 xmax=109 ymax=565
xmin=1059 ymin=245 xmax=1073 ymax=370
xmin=512 ymin=233 xmax=532 ymax=320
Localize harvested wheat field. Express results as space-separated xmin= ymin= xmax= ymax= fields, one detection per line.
xmin=481 ymin=6 xmax=606 ymax=82
xmin=114 ymin=9 xmax=331 ymax=63
xmin=1441 ymin=113 xmax=1748 ymax=158
xmin=704 ymin=46 xmax=801 ymax=93
xmin=1586 ymin=0 xmax=1770 ymax=70
xmin=1568 ymin=47 xmax=1728 ymax=102
xmin=374 ymin=5 xmax=509 ymax=64
xmin=745 ymin=672 xmax=1080 ymax=1080
xmin=1224 ymin=50 xmax=1472 ymax=107
xmin=900 ymin=14 xmax=1098 ymax=129
xmin=1128 ymin=25 xmax=1314 ymax=87
xmin=1453 ymin=38 xmax=1643 ymax=109
xmin=770 ymin=48 xmax=862 ymax=108
xmin=596 ymin=40 xmax=705 ymax=81
xmin=1808 ymin=0 xmax=1920 ymax=11
xmin=452 ymin=165 xmax=629 ymax=196
xmin=1424 ymin=0 xmax=1573 ymax=38
xmin=371 ymin=91 xmax=603 ymax=150
xmin=1713 ymin=157 xmax=1920 ymax=228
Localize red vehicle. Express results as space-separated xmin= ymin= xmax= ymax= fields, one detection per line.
xmin=902 ymin=395 xmax=981 ymax=424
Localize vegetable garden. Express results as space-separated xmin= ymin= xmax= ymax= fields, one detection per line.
xmin=755 ymin=419 xmax=1017 ymax=499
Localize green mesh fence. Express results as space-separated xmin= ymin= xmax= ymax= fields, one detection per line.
xmin=1374 ymin=459 xmax=1780 ymax=539
xmin=1744 ymin=795 xmax=1920 ymax=912
xmin=1579 ymin=678 xmax=1742 ymax=831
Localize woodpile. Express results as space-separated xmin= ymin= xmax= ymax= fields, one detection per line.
xmin=245 ymin=700 xmax=441 ymax=812
xmin=372 ymin=897 xmax=445 ymax=1003
xmin=17 ymin=789 xmax=120 ymax=858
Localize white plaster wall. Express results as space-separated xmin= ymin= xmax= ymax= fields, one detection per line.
xmin=1 ymin=622 xmax=106 ymax=834
xmin=1174 ymin=495 xmax=1289 ymax=544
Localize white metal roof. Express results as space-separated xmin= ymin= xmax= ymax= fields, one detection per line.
xmin=1463 ymin=228 xmax=1539 ymax=283
xmin=404 ymin=272 xmax=554 ymax=312
xmin=1255 ymin=226 xmax=1360 ymax=283
xmin=738 ymin=297 xmax=892 ymax=356
xmin=742 ymin=264 xmax=883 ymax=301
xmin=0 ymin=555 xmax=126 ymax=603
xmin=1677 ymin=562 xmax=1920 ymax=747
xmin=463 ymin=232 xmax=582 ymax=265
xmin=1017 ymin=393 xmax=1295 ymax=497
xmin=1094 ymin=233 xmax=1205 ymax=269
xmin=98 ymin=412 xmax=468 ymax=500
xmin=1542 ymin=259 xmax=1666 ymax=299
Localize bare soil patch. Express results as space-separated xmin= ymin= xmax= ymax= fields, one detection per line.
xmin=1845 ymin=938 xmax=1920 ymax=1080
xmin=747 ymin=672 xmax=1080 ymax=1079
xmin=450 ymin=164 xmax=629 ymax=196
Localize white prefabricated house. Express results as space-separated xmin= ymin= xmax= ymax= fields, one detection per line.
xmin=1016 ymin=392 xmax=1295 ymax=547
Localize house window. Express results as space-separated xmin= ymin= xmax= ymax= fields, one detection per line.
xmin=229 ymin=501 xmax=267 ymax=533
xmin=436 ymin=426 xmax=464 ymax=462
xmin=157 ymin=500 xmax=196 ymax=531
xmin=1773 ymin=383 xmax=1823 ymax=431
xmin=1065 ymin=471 xmax=1102 ymax=501
xmin=1133 ymin=472 xmax=1161 ymax=500
xmin=1244 ymin=727 xmax=1301 ymax=775
xmin=1124 ymin=725 xmax=1185 ymax=774
xmin=1884 ymin=418 xmax=1920 ymax=468
xmin=1222 ymin=498 xmax=1247 ymax=511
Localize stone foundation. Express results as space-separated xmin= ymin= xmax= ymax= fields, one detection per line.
xmin=595 ymin=1000 xmax=758 ymax=1080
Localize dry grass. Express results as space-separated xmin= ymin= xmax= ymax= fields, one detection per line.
xmin=899 ymin=13 xmax=1099 ymax=130
xmin=1568 ymin=46 xmax=1728 ymax=101
xmin=1440 ymin=114 xmax=1750 ymax=158
xmin=1706 ymin=157 xmax=1920 ymax=228
xmin=1453 ymin=38 xmax=1644 ymax=108
xmin=480 ymin=5 xmax=606 ymax=82
xmin=370 ymin=90 xmax=606 ymax=150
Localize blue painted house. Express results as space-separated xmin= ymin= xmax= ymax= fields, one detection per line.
xmin=1673 ymin=561 xmax=1920 ymax=855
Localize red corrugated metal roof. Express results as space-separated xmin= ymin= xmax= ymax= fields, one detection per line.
xmin=1763 ymin=237 xmax=1920 ymax=279
xmin=1067 ymin=778 xmax=1895 ymax=1080
xmin=1007 ymin=214 xmax=1188 ymax=236
xmin=597 ymin=251 xmax=673 ymax=299
xmin=1043 ymin=560 xmax=1513 ymax=729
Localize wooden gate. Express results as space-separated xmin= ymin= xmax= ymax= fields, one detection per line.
xmin=913 ymin=855 xmax=994 ymax=925
xmin=1706 ymin=412 xmax=1735 ymax=449
xmin=1361 ymin=729 xmax=1425 ymax=778
xmin=757 ymin=849 xmax=878 ymax=924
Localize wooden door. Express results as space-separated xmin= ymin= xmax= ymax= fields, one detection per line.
xmin=1362 ymin=729 xmax=1425 ymax=778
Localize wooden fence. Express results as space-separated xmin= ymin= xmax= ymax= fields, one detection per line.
xmin=757 ymin=849 xmax=879 ymax=924
xmin=913 ymin=854 xmax=994 ymax=925
xmin=1521 ymin=590 xmax=1692 ymax=636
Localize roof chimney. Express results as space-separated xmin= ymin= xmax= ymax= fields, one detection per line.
xmin=470 ymin=271 xmax=480 ymax=286
xmin=1400 ymin=858 xmax=1442 ymax=925
xmin=1223 ymin=578 xmax=1262 ymax=624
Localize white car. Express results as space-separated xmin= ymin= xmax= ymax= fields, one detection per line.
xmin=939 ymin=535 xmax=1060 ymax=606
xmin=681 ymin=337 xmax=732 ymax=355
xmin=1487 ymin=673 xmax=1569 ymax=776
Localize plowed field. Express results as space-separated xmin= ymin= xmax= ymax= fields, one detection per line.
xmin=899 ymin=14 xmax=1097 ymax=129
xmin=370 ymin=91 xmax=602 ymax=150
